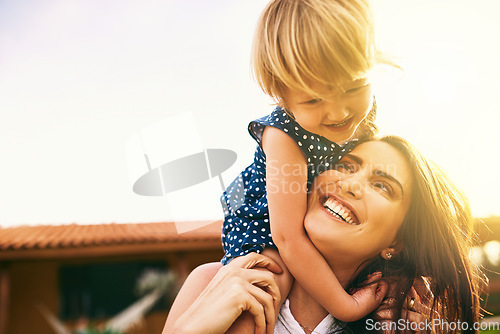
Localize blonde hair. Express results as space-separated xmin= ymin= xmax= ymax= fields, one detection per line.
xmin=251 ymin=0 xmax=381 ymax=107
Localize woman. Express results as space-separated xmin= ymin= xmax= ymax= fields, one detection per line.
xmin=163 ymin=136 xmax=484 ymax=334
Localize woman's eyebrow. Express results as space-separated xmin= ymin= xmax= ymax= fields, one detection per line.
xmin=343 ymin=153 xmax=362 ymax=165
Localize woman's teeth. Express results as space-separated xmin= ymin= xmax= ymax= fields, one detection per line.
xmin=323 ymin=198 xmax=358 ymax=225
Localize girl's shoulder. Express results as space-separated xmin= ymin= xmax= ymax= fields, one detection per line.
xmin=248 ymin=107 xmax=344 ymax=158
xmin=247 ymin=107 xmax=293 ymax=146
xmin=248 ymin=107 xmax=317 ymax=144
xmin=249 ymin=107 xmax=291 ymax=134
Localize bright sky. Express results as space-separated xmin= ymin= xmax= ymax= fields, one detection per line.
xmin=1 ymin=0 xmax=499 ymax=228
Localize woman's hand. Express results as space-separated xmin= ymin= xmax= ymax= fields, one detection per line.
xmin=372 ymin=277 xmax=435 ymax=333
xmin=171 ymin=253 xmax=282 ymax=334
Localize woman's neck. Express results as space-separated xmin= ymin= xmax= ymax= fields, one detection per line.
xmin=287 ymin=269 xmax=354 ymax=332
xmin=288 ymin=282 xmax=327 ymax=332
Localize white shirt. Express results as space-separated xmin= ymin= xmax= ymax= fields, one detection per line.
xmin=274 ymin=299 xmax=345 ymax=334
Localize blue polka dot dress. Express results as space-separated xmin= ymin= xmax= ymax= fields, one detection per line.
xmin=220 ymin=107 xmax=358 ymax=265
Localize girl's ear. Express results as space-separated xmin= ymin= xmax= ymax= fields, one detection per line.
xmin=380 ymin=240 xmax=403 ymax=260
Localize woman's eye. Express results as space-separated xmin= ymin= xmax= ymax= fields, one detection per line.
xmin=335 ymin=162 xmax=355 ymax=173
xmin=373 ymin=181 xmax=392 ymax=194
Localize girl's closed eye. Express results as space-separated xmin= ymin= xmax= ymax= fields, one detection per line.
xmin=342 ymin=77 xmax=370 ymax=95
xmin=344 ymin=87 xmax=361 ymax=94
xmin=344 ymin=83 xmax=370 ymax=95
xmin=304 ymin=98 xmax=323 ymax=104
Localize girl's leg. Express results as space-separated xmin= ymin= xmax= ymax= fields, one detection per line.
xmin=226 ymin=248 xmax=293 ymax=334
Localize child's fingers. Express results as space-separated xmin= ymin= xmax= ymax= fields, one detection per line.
xmin=363 ymin=273 xmax=387 ymax=303
xmin=351 ymin=272 xmax=382 ymax=297
xmin=364 ymin=271 xmax=382 ymax=284
xmin=359 ymin=272 xmax=383 ymax=290
xmin=351 ymin=273 xmax=387 ymax=316
xmin=375 ymin=280 xmax=389 ymax=302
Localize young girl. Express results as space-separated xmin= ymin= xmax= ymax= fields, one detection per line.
xmin=220 ymin=0 xmax=388 ymax=327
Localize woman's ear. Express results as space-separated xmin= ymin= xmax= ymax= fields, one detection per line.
xmin=380 ymin=240 xmax=403 ymax=260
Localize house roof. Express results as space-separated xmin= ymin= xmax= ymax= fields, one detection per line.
xmin=0 ymin=221 xmax=223 ymax=260
xmin=1 ymin=217 xmax=497 ymax=261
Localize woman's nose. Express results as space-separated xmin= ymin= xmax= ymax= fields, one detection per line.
xmin=337 ymin=176 xmax=364 ymax=198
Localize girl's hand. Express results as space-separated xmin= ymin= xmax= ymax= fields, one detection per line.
xmin=349 ymin=272 xmax=388 ymax=319
xmin=172 ymin=253 xmax=282 ymax=334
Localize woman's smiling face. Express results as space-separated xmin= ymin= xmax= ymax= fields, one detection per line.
xmin=304 ymin=141 xmax=413 ymax=270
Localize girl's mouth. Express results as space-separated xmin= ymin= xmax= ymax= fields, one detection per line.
xmin=322 ymin=196 xmax=359 ymax=225
xmin=323 ymin=117 xmax=353 ymax=132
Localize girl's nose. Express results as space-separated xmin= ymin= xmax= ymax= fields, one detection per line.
xmin=323 ymin=100 xmax=349 ymax=123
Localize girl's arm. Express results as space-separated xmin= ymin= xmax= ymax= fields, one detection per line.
xmin=262 ymin=126 xmax=384 ymax=322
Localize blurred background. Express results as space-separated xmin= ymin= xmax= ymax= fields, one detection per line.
xmin=0 ymin=0 xmax=499 ymax=333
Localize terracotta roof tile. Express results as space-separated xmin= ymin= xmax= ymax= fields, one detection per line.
xmin=0 ymin=221 xmax=222 ymax=251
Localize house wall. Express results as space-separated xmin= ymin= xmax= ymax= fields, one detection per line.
xmin=8 ymin=260 xmax=59 ymax=334
xmin=5 ymin=248 xmax=223 ymax=334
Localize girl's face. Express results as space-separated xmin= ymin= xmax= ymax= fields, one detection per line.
xmin=283 ymin=79 xmax=372 ymax=143
xmin=304 ymin=141 xmax=412 ymax=272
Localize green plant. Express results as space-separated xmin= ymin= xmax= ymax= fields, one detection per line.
xmin=38 ymin=268 xmax=177 ymax=334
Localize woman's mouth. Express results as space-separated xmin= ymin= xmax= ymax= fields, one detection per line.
xmin=322 ymin=197 xmax=359 ymax=225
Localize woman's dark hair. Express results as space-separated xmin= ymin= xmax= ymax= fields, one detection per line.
xmin=344 ymin=135 xmax=485 ymax=334
xmin=354 ymin=98 xmax=378 ymax=140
